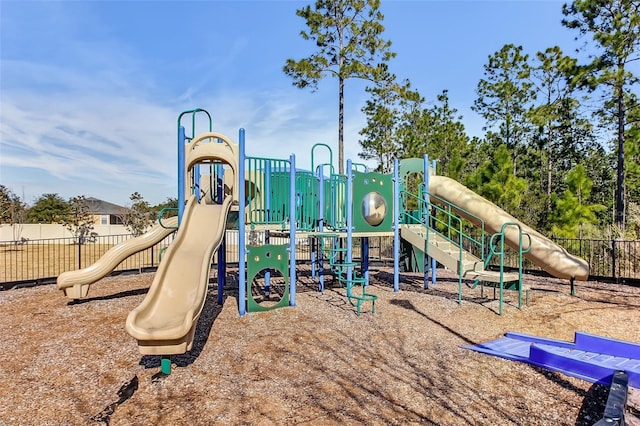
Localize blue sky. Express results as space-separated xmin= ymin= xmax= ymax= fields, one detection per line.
xmin=1 ymin=0 xmax=581 ymax=207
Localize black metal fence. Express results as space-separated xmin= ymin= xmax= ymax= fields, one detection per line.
xmin=482 ymin=237 xmax=639 ymax=283
xmin=1 ymin=233 xmax=176 ymax=287
xmin=1 ymin=233 xmax=637 ymax=289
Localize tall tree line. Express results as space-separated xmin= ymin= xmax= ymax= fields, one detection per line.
xmin=355 ymin=0 xmax=639 ymax=238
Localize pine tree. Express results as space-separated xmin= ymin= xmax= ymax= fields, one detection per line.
xmin=562 ymin=0 xmax=640 ymax=230
xmin=463 ymin=144 xmax=528 ymax=215
xmin=551 ymin=164 xmax=606 ymax=238
xmin=284 ymin=0 xmax=396 ymax=174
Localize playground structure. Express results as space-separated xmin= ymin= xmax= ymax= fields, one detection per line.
xmin=56 ymin=108 xmax=590 ymax=373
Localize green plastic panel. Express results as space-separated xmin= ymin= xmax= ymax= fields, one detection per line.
xmin=296 ymin=172 xmax=319 ymax=231
xmin=247 ymin=244 xmax=290 ymax=312
xmin=324 ymin=174 xmax=347 ymax=230
xmin=352 ymin=171 xmax=393 ymax=233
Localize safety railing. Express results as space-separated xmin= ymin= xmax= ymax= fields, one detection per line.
xmin=295 ymin=171 xmax=319 ymax=232
xmin=324 ymin=174 xmax=347 ymax=230
xmin=400 ymin=189 xmax=486 ymax=262
xmin=245 ymin=156 xmax=292 ymax=228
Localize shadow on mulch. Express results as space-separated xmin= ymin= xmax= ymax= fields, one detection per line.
xmin=90 ymin=376 xmax=139 ymax=425
xmin=390 ymin=298 xmax=476 ymax=345
xmin=138 ymin=288 xmax=225 ymax=372
xmin=574 ymin=381 xmax=609 ymax=426
xmin=67 ymin=288 xmax=149 ymax=305
xmin=374 ymin=270 xmax=525 ymax=314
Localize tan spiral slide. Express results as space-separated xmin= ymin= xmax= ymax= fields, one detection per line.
xmin=57 ymin=216 xmax=178 ymax=299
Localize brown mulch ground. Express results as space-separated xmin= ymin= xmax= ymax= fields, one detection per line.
xmin=1 ymin=266 xmax=639 ymax=425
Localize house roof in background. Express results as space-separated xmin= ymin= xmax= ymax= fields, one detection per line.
xmin=85 ymin=197 xmax=129 ymax=215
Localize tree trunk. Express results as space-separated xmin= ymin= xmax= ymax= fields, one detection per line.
xmin=615 ymin=80 xmax=625 ymax=231
xmin=547 ymin=124 xmax=553 ymax=216
xmin=339 ymin=74 xmax=344 ymax=175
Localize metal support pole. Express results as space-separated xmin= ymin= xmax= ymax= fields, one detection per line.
xmin=178 ymin=126 xmax=186 ymax=225
xmin=346 ymin=160 xmax=353 ymax=283
xmin=264 ymin=162 xmax=271 ymax=297
xmin=431 ymin=159 xmax=437 ymax=285
xmin=318 ymin=166 xmax=325 ymax=291
xmin=289 ymin=154 xmax=297 ymax=307
xmin=238 ymin=129 xmax=247 ymax=316
xmin=362 ymin=237 xmax=369 ymax=285
xmin=217 ymin=163 xmax=225 ymax=305
xmin=423 ymin=155 xmax=430 ymax=289
xmin=393 ymin=159 xmax=400 ymax=293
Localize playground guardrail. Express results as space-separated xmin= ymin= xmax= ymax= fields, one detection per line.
xmin=400 ymin=189 xmax=486 ymax=261
xmin=1 ymin=234 xmax=638 ymax=287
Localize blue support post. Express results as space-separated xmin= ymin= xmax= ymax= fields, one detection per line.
xmin=264 ymin=162 xmax=271 ymax=297
xmin=178 ymin=126 xmax=186 ymax=225
xmin=317 ymin=165 xmax=324 ymax=291
xmin=431 ymin=159 xmax=437 ymax=285
xmin=289 ymin=154 xmax=297 ymax=307
xmin=238 ymin=129 xmax=247 ymax=316
xmin=311 ymin=251 xmax=317 ymax=280
xmin=423 ymin=155 xmax=430 ymax=289
xmin=194 ymin=164 xmax=201 ymax=202
xmin=393 ymin=159 xmax=400 ymax=292
xmin=346 ymin=160 xmax=353 ymax=282
xmin=216 ymin=163 xmax=225 ymax=305
xmin=362 ymin=237 xmax=369 ymax=284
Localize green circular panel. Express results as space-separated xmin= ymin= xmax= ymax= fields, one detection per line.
xmin=361 ymin=191 xmax=387 ymax=227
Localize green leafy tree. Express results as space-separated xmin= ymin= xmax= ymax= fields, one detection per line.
xmin=1 ymin=185 xmax=24 ymax=224
xmin=527 ymin=46 xmax=599 ymax=223
xmin=472 ymin=44 xmax=536 ymax=155
xmin=623 ymin=93 xmax=640 ymax=208
xmin=420 ymin=91 xmax=469 ymax=181
xmin=359 ymin=78 xmax=420 ymax=172
xmin=562 ymin=0 xmax=640 ymax=229
xmin=360 ymin=85 xmax=470 ymax=180
xmin=27 ymin=193 xmax=69 ymax=223
xmin=463 ymin=144 xmax=528 ymax=215
xmin=0 ymin=185 xmax=14 ymax=224
xmin=396 ymin=90 xmax=471 ymax=181
xmin=550 ymin=164 xmax=606 ymax=238
xmin=155 ymin=197 xmax=179 ymax=218
xmin=0 ymin=185 xmax=28 ymax=243
xmin=62 ymin=196 xmax=95 ymax=244
xmin=284 ymin=0 xmax=396 ymax=174
xmin=529 ymin=48 xmax=577 ymax=197
xmin=125 ymin=192 xmax=153 ymax=236
xmin=582 ymin=146 xmax=617 ymax=226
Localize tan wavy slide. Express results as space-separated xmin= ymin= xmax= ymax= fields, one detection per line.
xmin=125 ymin=194 xmax=233 ymax=355
xmin=57 ymin=216 xmax=178 ymax=299
xmin=429 ymin=175 xmax=589 ymax=281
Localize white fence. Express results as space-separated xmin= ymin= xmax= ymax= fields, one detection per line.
xmin=0 ymin=224 xmax=128 ymax=241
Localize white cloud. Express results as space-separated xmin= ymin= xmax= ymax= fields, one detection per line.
xmin=0 ymin=2 xmax=379 ymax=207
xmin=1 ymin=60 xmax=177 ymax=205
xmin=0 ymin=59 xmax=376 ymax=207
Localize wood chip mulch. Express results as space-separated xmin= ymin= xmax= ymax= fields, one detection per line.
xmin=0 ymin=266 xmax=639 ymax=425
